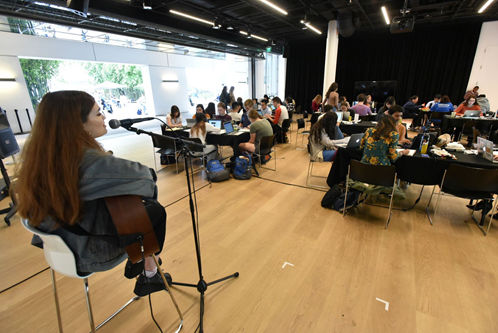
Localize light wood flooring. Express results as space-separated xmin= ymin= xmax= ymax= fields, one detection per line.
xmin=1 ymin=123 xmax=497 ymax=333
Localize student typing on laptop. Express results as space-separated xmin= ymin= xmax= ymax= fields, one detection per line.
xmin=454 ymin=96 xmax=481 ymax=116
xmin=238 ymin=110 xmax=274 ymax=155
xmin=214 ymin=102 xmax=232 ymax=122
xmin=189 ymin=113 xmax=219 ymax=160
xmin=309 ymin=112 xmax=348 ymax=162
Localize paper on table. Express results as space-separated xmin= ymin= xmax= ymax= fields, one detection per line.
xmin=397 ymin=149 xmax=416 ymax=156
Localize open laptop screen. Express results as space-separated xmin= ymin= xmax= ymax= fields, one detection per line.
xmin=224 ymin=122 xmax=234 ymax=134
xmin=208 ymin=119 xmax=222 ymax=129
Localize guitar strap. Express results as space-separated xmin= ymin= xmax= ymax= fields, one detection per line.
xmin=105 ymin=195 xmax=160 ymax=263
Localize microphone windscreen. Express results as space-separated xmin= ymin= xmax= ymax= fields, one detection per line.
xmin=109 ymin=119 xmax=121 ymax=129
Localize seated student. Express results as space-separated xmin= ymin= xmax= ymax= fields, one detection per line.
xmin=229 ymin=102 xmax=242 ymax=122
xmin=214 ymin=102 xmax=232 ymax=122
xmin=205 ymin=102 xmax=216 ymax=119
xmin=388 ymin=105 xmax=411 ymax=145
xmin=377 ymin=96 xmax=396 ymax=121
xmin=238 ymin=110 xmax=273 ymax=154
xmin=430 ymin=95 xmax=454 ymax=113
xmin=167 ymin=105 xmax=183 ymax=128
xmin=309 ymin=112 xmax=348 ymax=162
xmin=403 ymin=95 xmax=423 ymax=129
xmin=350 ymin=94 xmax=372 ymax=116
xmin=189 ymin=113 xmax=219 ymax=160
xmin=426 ymin=94 xmax=441 ymax=109
xmin=193 ymin=104 xmax=210 ymax=120
xmin=454 ymin=96 xmax=481 ymax=116
xmin=260 ymin=99 xmax=273 ymax=117
xmin=17 ymin=91 xmax=168 ymax=297
xmin=365 ymin=94 xmax=374 ymax=110
xmin=241 ymin=100 xmax=254 ymax=128
xmin=252 ymin=98 xmax=259 ymax=110
xmin=360 ymin=115 xmax=410 ymax=166
xmin=339 ymin=96 xmax=350 ymax=109
xmin=312 ymin=94 xmax=322 ymax=112
xmin=339 ymin=102 xmax=350 ymax=119
xmin=266 ymin=97 xmax=289 ymax=142
xmin=285 ymin=97 xmax=295 ymax=114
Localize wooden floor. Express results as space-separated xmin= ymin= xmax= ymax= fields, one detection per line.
xmin=1 ymin=123 xmax=497 ymax=333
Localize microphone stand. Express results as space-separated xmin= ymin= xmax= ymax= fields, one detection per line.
xmin=124 ymin=123 xmax=239 ymax=333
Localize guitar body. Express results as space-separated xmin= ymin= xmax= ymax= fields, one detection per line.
xmin=105 ymin=195 xmax=160 ymax=263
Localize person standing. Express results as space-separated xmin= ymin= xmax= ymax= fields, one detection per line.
xmin=464 ymin=86 xmax=479 ymax=100
xmin=324 ymin=82 xmax=339 ymax=110
xmin=229 ymin=86 xmax=236 ymax=105
xmin=219 ymin=86 xmax=230 ymax=106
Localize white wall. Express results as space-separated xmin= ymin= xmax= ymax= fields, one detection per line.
xmin=468 ymin=20 xmax=498 ymax=111
xmin=323 ymin=21 xmax=339 ymax=98
xmin=254 ymin=58 xmax=266 ymax=99
xmin=0 ymin=56 xmax=34 ymax=133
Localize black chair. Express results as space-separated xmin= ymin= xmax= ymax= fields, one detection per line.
xmin=295 ymin=118 xmax=310 ymax=148
xmin=432 ymin=164 xmax=498 ymax=235
xmin=344 ymin=160 xmax=397 ymax=228
xmin=151 ymin=132 xmax=181 ymax=173
xmin=396 ymin=156 xmax=445 ymax=224
xmin=281 ymin=118 xmax=291 ymax=143
xmin=428 ymin=111 xmax=450 ymax=128
xmin=186 ymin=137 xmax=214 ymax=180
xmin=253 ymin=135 xmax=276 ymax=172
xmin=310 ymin=112 xmax=320 ymax=127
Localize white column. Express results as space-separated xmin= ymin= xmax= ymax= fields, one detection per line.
xmin=278 ymin=55 xmax=287 ymax=99
xmin=322 ymin=21 xmax=339 ymax=98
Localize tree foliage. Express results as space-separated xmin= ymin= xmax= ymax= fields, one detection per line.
xmin=19 ymin=58 xmax=61 ymax=109
xmin=85 ymin=63 xmax=144 ymax=100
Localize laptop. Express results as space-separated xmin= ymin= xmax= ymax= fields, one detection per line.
xmin=463 ymin=110 xmax=480 ymax=118
xmin=223 ymin=121 xmax=237 ymax=135
xmin=258 ymin=110 xmax=264 ymax=117
xmin=336 ymin=111 xmax=343 ymax=123
xmin=208 ymin=119 xmax=222 ymax=129
xmin=346 ymin=133 xmax=364 ymax=149
xmin=186 ymin=118 xmax=196 ymax=127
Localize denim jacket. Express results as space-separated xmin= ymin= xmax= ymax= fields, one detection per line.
xmin=35 ymin=149 xmax=157 ymax=273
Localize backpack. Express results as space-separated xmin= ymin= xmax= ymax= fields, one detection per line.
xmin=233 ymin=155 xmax=252 ymax=180
xmin=333 ymin=189 xmax=361 ymax=212
xmin=206 ymin=159 xmax=230 ymax=182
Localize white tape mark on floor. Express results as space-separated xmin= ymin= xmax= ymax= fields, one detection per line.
xmin=282 ymin=262 xmax=295 ymax=269
xmin=375 ymin=297 xmax=389 ymax=311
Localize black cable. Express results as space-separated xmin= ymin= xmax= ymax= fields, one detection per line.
xmin=163 ymin=182 xmax=210 ymax=208
xmin=0 ymin=267 xmax=49 ymax=294
xmin=254 ymin=175 xmax=327 ymax=192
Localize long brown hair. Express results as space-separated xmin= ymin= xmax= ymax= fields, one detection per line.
xmin=16 ymin=91 xmax=103 ymax=226
xmin=312 ymin=94 xmax=322 ymax=104
xmin=191 ymin=113 xmax=207 ymax=137
xmin=311 ymin=112 xmax=338 ymax=144
xmin=372 ymin=115 xmax=397 ymax=140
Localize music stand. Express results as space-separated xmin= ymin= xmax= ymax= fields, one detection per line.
xmin=126 ymin=125 xmax=239 ymax=333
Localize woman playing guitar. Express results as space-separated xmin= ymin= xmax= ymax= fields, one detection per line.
xmin=16 ymin=90 xmax=167 ymax=296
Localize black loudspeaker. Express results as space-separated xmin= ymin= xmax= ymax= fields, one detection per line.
xmin=66 ymin=0 xmax=89 ymax=17
xmin=337 ymin=10 xmax=355 ymax=37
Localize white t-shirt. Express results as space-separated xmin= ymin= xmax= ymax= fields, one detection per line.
xmin=189 ymin=122 xmax=219 ymax=144
xmin=229 ymin=111 xmax=242 ymax=122
xmin=278 ymin=105 xmax=289 ymax=126
xmin=166 ymin=114 xmax=182 ymax=126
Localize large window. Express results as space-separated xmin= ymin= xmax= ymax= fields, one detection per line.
xmin=265 ymin=53 xmax=279 ymax=97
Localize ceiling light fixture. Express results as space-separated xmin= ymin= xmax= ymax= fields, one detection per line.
xmin=257 ymin=0 xmax=288 ymax=15
xmin=251 ymin=34 xmax=268 ymax=42
xmin=240 ymin=30 xmax=248 ymax=35
xmin=478 ymin=0 xmax=495 ymax=13
xmin=300 ymin=20 xmax=322 ymax=35
xmin=142 ymin=0 xmax=152 ymax=10
xmin=170 ymin=9 xmax=214 ymax=26
xmin=381 ymin=6 xmax=390 ymax=24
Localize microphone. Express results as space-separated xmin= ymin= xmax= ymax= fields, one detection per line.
xmin=109 ymin=117 xmax=156 ymax=129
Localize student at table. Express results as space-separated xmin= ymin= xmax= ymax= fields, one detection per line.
xmin=430 ymin=95 xmax=454 ymax=113
xmin=229 ymin=102 xmax=242 ymax=122
xmin=454 ymin=96 xmax=481 ymax=116
xmin=193 ymin=104 xmax=210 ymax=120
xmin=350 ymin=94 xmax=372 ymax=116
xmin=324 ymin=82 xmax=339 ymax=110
xmin=360 ymin=115 xmax=410 ymax=166
xmin=312 ymin=94 xmax=322 ymax=112
xmin=240 ymin=100 xmax=254 ymax=128
xmin=166 ymin=105 xmax=183 ymax=128
xmin=309 ymin=112 xmax=347 ymax=162
xmin=260 ymin=99 xmax=273 ymax=117
xmin=388 ymin=105 xmax=411 ymax=146
xmin=377 ymin=96 xmax=396 ymax=121
xmin=238 ymin=110 xmax=273 ymax=154
xmin=403 ymin=95 xmax=423 ymax=129
xmin=339 ymin=96 xmax=350 ymax=109
xmin=266 ymin=97 xmax=288 ymax=142
xmin=189 ymin=113 xmax=219 ymax=160
xmin=426 ymin=94 xmax=441 ymax=109
xmin=205 ymin=102 xmax=216 ymax=119
xmin=214 ymin=102 xmax=232 ymax=122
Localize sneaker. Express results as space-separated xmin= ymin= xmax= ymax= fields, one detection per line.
xmin=124 ymin=257 xmax=162 ymax=279
xmin=133 ymin=271 xmax=170 ymax=297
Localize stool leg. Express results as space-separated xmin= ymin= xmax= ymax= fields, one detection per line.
xmin=152 ymin=256 xmax=184 ymax=323
xmin=83 ymin=278 xmax=96 ymax=333
xmin=50 ymin=269 xmax=63 ymax=333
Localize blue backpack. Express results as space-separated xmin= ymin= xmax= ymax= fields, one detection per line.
xmin=206 ymin=160 xmax=230 ymax=182
xmin=233 ymin=155 xmax=252 ymax=180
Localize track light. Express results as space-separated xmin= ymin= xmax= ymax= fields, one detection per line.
xmin=257 ymin=0 xmax=288 ymax=15
xmin=381 ymin=6 xmax=390 ymax=24
xmin=300 ymin=20 xmax=322 ymax=35
xmin=240 ymin=30 xmax=248 ymax=35
xmin=170 ymin=9 xmax=214 ymax=26
xmin=252 ymin=34 xmax=268 ymax=42
xmin=142 ymin=0 xmax=152 ymax=10
xmin=478 ymin=0 xmax=495 ymax=13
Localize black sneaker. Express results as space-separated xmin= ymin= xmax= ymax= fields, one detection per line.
xmin=133 ymin=272 xmax=171 ymax=297
xmin=124 ymin=257 xmax=162 ymax=279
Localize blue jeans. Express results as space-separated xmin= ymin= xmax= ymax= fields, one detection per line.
xmin=323 ymin=150 xmax=337 ymax=161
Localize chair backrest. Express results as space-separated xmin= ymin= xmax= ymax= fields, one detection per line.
xmin=21 ymin=219 xmax=87 ymax=278
xmin=297 ymin=118 xmax=305 ymax=129
xmin=303 ymin=111 xmax=309 ymax=119
xmin=259 ymin=135 xmax=275 ymax=154
xmin=185 ymin=137 xmax=204 ymax=153
xmin=349 ymin=159 xmax=396 ymax=187
xmin=443 ymin=164 xmax=498 ymax=195
xmin=310 ymin=113 xmax=320 ymax=126
xmin=430 ymin=111 xmax=450 ymax=120
xmin=151 ymin=132 xmax=176 ymax=150
xmin=396 ymin=156 xmax=445 ymax=185
xmin=282 ymin=119 xmax=291 ymax=133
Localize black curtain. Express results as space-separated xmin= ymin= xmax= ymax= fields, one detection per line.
xmin=285 ymin=38 xmax=326 ymax=112
xmin=335 ymin=22 xmax=482 ymax=106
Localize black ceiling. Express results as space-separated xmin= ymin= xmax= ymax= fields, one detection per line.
xmin=0 ymin=0 xmax=497 ymax=57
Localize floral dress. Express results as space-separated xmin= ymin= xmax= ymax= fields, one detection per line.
xmin=360 ymin=128 xmax=399 ymax=166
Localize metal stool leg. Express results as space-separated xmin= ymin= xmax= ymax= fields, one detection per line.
xmin=83 ymin=278 xmax=96 ymax=333
xmin=50 ymin=269 xmax=63 ymax=333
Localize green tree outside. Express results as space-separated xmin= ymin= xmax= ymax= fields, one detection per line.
xmin=85 ymin=63 xmax=144 ymax=101
xmin=19 ymin=58 xmax=61 ymax=109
